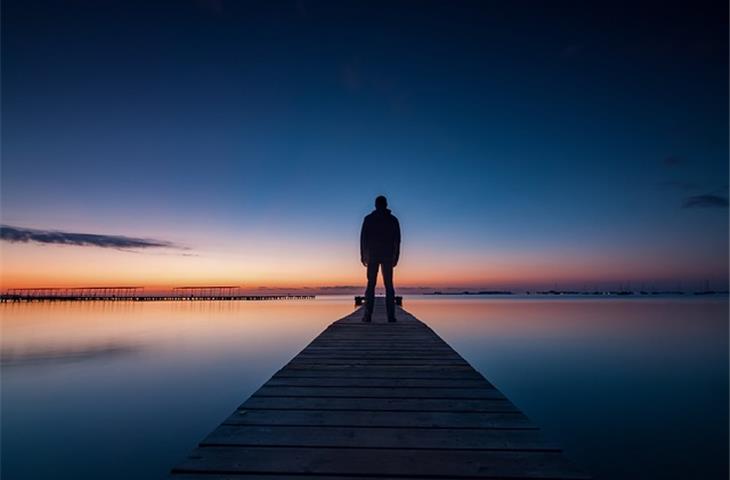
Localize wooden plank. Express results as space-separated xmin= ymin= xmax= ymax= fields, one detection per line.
xmin=291 ymin=356 xmax=466 ymax=362
xmin=306 ymin=342 xmax=450 ymax=346
xmin=223 ymin=409 xmax=530 ymax=428
xmin=295 ymin=348 xmax=461 ymax=359
xmin=294 ymin=351 xmax=462 ymax=358
xmin=301 ymin=349 xmax=458 ymax=354
xmin=311 ymin=341 xmax=445 ymax=344
xmin=317 ymin=331 xmax=437 ymax=335
xmin=202 ymin=425 xmax=557 ymax=450
xmin=273 ymin=366 xmax=483 ymax=379
xmin=304 ymin=344 xmax=450 ymax=350
xmin=304 ymin=344 xmax=456 ymax=349
xmin=289 ymin=358 xmax=468 ymax=364
xmin=240 ymin=397 xmax=516 ymax=412
xmin=309 ymin=336 xmax=443 ymax=339
xmin=315 ymin=329 xmax=432 ymax=334
xmin=266 ymin=377 xmax=492 ymax=388
xmin=253 ymin=386 xmax=504 ymax=399
xmin=279 ymin=368 xmax=481 ymax=377
xmin=313 ymin=339 xmax=442 ymax=342
xmin=287 ymin=359 xmax=469 ymax=366
xmin=172 ymin=475 xmax=560 ymax=480
xmin=308 ymin=338 xmax=445 ymax=342
xmin=172 ymin=446 xmax=589 ymax=479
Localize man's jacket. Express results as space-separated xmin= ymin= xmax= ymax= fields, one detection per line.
xmin=360 ymin=208 xmax=401 ymax=265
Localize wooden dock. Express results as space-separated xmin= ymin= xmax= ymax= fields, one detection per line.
xmin=170 ymin=298 xmax=589 ymax=479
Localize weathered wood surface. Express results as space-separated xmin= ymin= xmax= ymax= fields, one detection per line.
xmin=171 ymin=298 xmax=589 ymax=479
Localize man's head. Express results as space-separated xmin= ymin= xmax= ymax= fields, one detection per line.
xmin=375 ymin=195 xmax=388 ymax=210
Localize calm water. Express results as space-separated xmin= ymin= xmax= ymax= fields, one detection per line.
xmin=1 ymin=296 xmax=727 ymax=479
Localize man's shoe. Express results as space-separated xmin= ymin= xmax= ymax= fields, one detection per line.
xmin=362 ymin=314 xmax=372 ymax=323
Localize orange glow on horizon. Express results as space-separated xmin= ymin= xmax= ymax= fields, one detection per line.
xmin=2 ymin=239 xmax=726 ymax=291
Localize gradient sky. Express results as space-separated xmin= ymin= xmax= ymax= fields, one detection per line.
xmin=1 ymin=1 xmax=728 ymax=291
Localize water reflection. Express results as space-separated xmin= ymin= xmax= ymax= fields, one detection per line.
xmin=406 ymin=296 xmax=729 ymax=480
xmin=1 ymin=297 xmax=354 ymax=480
xmin=1 ymin=296 xmax=727 ymax=480
xmin=1 ymin=342 xmax=141 ymax=367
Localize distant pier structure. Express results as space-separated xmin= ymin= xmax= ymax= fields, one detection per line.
xmin=0 ymin=286 xmax=314 ymax=302
xmin=2 ymin=286 xmax=144 ymax=301
xmin=174 ymin=285 xmax=241 ymax=299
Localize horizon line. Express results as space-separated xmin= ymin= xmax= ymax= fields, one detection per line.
xmin=2 ymin=284 xmax=728 ymax=295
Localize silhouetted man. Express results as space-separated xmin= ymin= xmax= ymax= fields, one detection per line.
xmin=360 ymin=195 xmax=401 ymax=322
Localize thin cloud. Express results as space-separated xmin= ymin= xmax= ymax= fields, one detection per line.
xmin=0 ymin=225 xmax=184 ymax=250
xmin=681 ymin=194 xmax=729 ymax=209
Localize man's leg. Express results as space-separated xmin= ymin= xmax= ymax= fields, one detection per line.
xmin=363 ymin=261 xmax=379 ymax=321
xmin=381 ymin=262 xmax=396 ymax=321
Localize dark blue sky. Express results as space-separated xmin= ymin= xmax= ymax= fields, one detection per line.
xmin=2 ymin=1 xmax=728 ymax=289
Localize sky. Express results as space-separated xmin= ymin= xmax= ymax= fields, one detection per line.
xmin=1 ymin=0 xmax=728 ymax=292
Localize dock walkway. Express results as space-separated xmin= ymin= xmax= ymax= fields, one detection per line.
xmin=171 ymin=299 xmax=588 ymax=479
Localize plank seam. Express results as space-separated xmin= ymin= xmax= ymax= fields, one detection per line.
xmin=220 ymin=423 xmax=539 ymax=430
xmin=197 ymin=444 xmax=562 ymax=452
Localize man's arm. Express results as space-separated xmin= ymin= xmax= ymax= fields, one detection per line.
xmin=393 ymin=217 xmax=401 ymax=267
xmin=360 ymin=217 xmax=368 ymax=266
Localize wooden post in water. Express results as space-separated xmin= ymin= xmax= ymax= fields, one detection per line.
xmin=170 ymin=298 xmax=589 ymax=479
